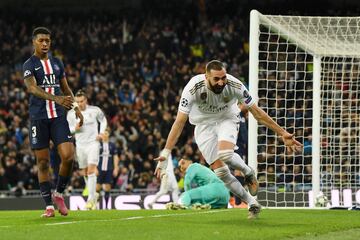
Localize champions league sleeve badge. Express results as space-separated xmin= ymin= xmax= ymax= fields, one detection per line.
xmin=24 ymin=70 xmax=32 ymax=77
xmin=181 ymin=98 xmax=189 ymax=107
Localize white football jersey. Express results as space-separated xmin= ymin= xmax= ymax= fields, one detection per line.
xmin=67 ymin=105 xmax=107 ymax=145
xmin=178 ymin=74 xmax=255 ymax=125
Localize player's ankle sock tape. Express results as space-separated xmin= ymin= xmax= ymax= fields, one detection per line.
xmin=217 ymin=150 xmax=233 ymax=163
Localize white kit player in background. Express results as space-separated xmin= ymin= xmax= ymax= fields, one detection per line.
xmin=148 ymin=153 xmax=179 ymax=209
xmin=67 ymin=90 xmax=108 ymax=210
xmin=154 ymin=60 xmax=302 ymax=219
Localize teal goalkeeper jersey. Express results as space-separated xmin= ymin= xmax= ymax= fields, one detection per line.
xmin=184 ymin=163 xmax=223 ymax=191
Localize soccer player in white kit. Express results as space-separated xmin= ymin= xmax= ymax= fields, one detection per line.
xmin=67 ymin=90 xmax=108 ymax=210
xmin=155 ymin=60 xmax=302 ymax=219
xmin=148 ymin=153 xmax=179 ymax=209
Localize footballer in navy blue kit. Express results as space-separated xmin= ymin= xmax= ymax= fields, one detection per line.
xmin=97 ymin=130 xmax=119 ymax=209
xmin=23 ymin=27 xmax=84 ymax=218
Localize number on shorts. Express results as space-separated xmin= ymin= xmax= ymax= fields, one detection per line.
xmin=32 ymin=126 xmax=37 ymax=137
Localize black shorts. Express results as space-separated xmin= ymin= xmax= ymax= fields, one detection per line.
xmin=29 ymin=115 xmax=72 ymax=150
xmin=97 ymin=170 xmax=113 ymax=184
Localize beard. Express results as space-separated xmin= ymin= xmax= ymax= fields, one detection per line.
xmin=210 ymin=84 xmax=226 ymax=94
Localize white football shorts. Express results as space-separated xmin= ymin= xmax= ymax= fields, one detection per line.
xmin=75 ymin=141 xmax=100 ymax=169
xmin=194 ymin=117 xmax=239 ymax=165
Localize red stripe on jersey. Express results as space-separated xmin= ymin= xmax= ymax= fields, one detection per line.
xmin=47 ymin=87 xmax=55 ymax=118
xmin=44 ymin=59 xmax=51 ymax=74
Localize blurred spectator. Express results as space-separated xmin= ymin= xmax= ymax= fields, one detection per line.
xmin=116 ymin=167 xmax=129 ymax=192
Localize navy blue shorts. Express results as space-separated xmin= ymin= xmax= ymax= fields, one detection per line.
xmin=97 ymin=170 xmax=112 ymax=184
xmin=29 ymin=115 xmax=72 ymax=150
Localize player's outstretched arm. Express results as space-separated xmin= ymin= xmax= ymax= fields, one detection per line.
xmin=155 ymin=111 xmax=188 ymax=161
xmin=24 ymin=76 xmax=73 ymax=109
xmin=248 ymin=104 xmax=303 ymax=154
xmin=60 ymin=77 xmax=84 ymax=126
xmin=154 ymin=111 xmax=188 ymax=178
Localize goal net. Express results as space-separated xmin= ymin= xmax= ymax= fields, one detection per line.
xmin=248 ymin=10 xmax=360 ymax=207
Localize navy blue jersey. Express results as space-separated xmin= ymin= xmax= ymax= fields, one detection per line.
xmin=23 ymin=55 xmax=66 ymax=120
xmin=98 ymin=142 xmax=118 ymax=171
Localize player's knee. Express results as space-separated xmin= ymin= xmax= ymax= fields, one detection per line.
xmin=37 ymin=158 xmax=50 ymax=172
xmin=87 ymin=168 xmax=96 ymax=175
xmin=60 ymin=152 xmax=74 ymax=163
xmin=217 ymin=149 xmax=234 ymax=163
xmin=58 ymin=143 xmax=75 ymax=162
xmin=87 ymin=164 xmax=97 ymax=174
xmin=103 ymin=185 xmax=111 ymax=192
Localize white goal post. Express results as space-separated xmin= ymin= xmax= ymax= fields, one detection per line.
xmin=248 ymin=10 xmax=360 ymax=207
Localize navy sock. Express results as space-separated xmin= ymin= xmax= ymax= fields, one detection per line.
xmin=39 ymin=181 xmax=53 ymax=206
xmin=104 ymin=191 xmax=110 ymax=207
xmin=56 ymin=175 xmax=70 ymax=194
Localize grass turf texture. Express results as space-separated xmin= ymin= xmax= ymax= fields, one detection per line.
xmin=0 ymin=209 xmax=359 ymax=240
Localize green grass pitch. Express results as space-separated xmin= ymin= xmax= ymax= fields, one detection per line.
xmin=0 ymin=209 xmax=359 ymax=240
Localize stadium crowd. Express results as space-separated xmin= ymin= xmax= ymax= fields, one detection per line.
xmin=1 ymin=1 xmax=359 ymax=196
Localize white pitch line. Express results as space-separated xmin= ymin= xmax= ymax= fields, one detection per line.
xmin=45 ymin=209 xmax=230 ymax=226
xmin=47 ymin=221 xmax=77 ymax=226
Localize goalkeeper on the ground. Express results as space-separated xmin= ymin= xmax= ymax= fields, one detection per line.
xmin=166 ymin=157 xmax=229 ymax=210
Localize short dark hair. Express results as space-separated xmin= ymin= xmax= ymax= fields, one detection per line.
xmin=32 ymin=27 xmax=51 ymax=39
xmin=206 ymin=60 xmax=226 ymax=73
xmin=75 ymin=89 xmax=86 ymax=98
xmin=181 ymin=156 xmax=194 ymax=163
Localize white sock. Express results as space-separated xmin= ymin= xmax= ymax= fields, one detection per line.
xmin=214 ymin=166 xmax=257 ymax=205
xmin=227 ymin=153 xmax=252 ymax=176
xmin=83 ymin=176 xmax=88 ymax=186
xmin=171 ymin=189 xmax=179 ymax=203
xmin=87 ymin=173 xmax=97 ymax=202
